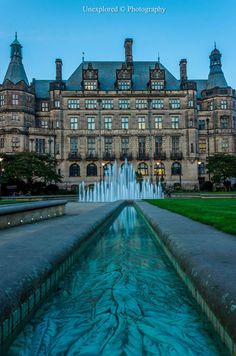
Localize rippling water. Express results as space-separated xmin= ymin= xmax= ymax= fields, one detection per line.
xmin=9 ymin=207 xmax=228 ymax=355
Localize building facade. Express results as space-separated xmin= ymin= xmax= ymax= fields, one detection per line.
xmin=0 ymin=35 xmax=236 ymax=189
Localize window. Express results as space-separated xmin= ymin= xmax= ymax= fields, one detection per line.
xmin=12 ymin=114 xmax=20 ymax=121
xmin=171 ymin=117 xmax=179 ymax=129
xmin=87 ymin=163 xmax=97 ymax=176
xmin=118 ymin=81 xmax=131 ymax=90
xmin=171 ymin=162 xmax=181 ymax=175
xmin=12 ymin=94 xmax=19 ymax=105
xmin=191 ymin=143 xmax=194 ymax=153
xmin=220 ymin=116 xmax=229 ymax=129
xmin=155 ymin=136 xmax=162 ymax=155
xmin=0 ymin=95 xmax=5 ymax=107
xmin=154 ymin=116 xmax=162 ymax=129
xmin=188 ymin=99 xmax=194 ymax=108
xmin=41 ymin=119 xmax=48 ymax=128
xmin=138 ymin=136 xmax=146 ymax=156
xmin=70 ymin=137 xmax=78 ymax=154
xmin=121 ymin=117 xmax=129 ymax=129
xmin=138 ymin=162 xmax=148 ymax=176
xmin=208 ymin=101 xmax=213 ymax=111
xmin=198 ymin=120 xmax=206 ymax=130
xmin=68 ymin=99 xmax=80 ymax=109
xmin=54 ymin=100 xmax=60 ymax=108
xmin=154 ymin=162 xmax=165 ymax=177
xmin=220 ymin=100 xmax=227 ymax=110
xmin=189 ymin=119 xmax=193 ymax=128
xmin=87 ymin=117 xmax=95 ymax=130
xmin=103 ymin=163 xmax=113 ymax=176
xmin=121 ymin=137 xmax=129 ymax=155
xmin=85 ymin=99 xmax=97 ymax=109
xmin=172 ymin=136 xmax=180 ymax=152
xmin=41 ymin=101 xmax=49 ymax=111
xmin=87 ymin=137 xmax=96 ymax=157
xmin=169 ymin=99 xmax=180 ymax=109
xmin=136 ymin=100 xmax=148 ymax=109
xmin=104 ymin=117 xmax=112 ymax=130
xmin=12 ymin=136 xmax=20 ymax=149
xmin=0 ymin=137 xmax=4 ymax=149
xmin=152 ymin=99 xmax=164 ymax=109
xmin=222 ymin=138 xmax=229 ymax=152
xmin=198 ymin=162 xmax=205 ymax=175
xmin=56 ymin=120 xmax=60 ymax=129
xmin=84 ymin=81 xmax=97 ymax=90
xmin=151 ymin=81 xmax=164 ymax=90
xmin=69 ymin=163 xmax=80 ymax=177
xmin=138 ymin=117 xmax=146 ymax=130
xmin=104 ymin=136 xmax=113 ymax=155
xmin=199 ymin=138 xmax=206 ymax=153
xmin=119 ymin=99 xmax=130 ymax=109
xmin=70 ymin=117 xmax=78 ymax=130
xmin=102 ymin=100 xmax=113 ymax=109
xmin=35 ymin=138 xmax=45 ymax=153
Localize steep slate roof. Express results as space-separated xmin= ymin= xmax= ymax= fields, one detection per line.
xmin=4 ymin=56 xmax=29 ymax=85
xmin=207 ymin=71 xmax=228 ymax=89
xmin=67 ymin=61 xmax=180 ymax=91
xmin=34 ymin=80 xmax=51 ymax=98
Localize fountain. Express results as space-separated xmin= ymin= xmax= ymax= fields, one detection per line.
xmin=78 ymin=159 xmax=164 ymax=202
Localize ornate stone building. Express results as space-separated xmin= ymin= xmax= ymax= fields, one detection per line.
xmin=0 ymin=35 xmax=235 ymax=189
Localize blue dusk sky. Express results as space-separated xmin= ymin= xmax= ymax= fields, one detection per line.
xmin=0 ymin=0 xmax=236 ymax=87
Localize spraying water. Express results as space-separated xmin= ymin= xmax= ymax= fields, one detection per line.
xmin=78 ymin=159 xmax=164 ymax=202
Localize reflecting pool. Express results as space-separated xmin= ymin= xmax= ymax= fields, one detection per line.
xmin=9 ymin=207 xmax=228 ymax=355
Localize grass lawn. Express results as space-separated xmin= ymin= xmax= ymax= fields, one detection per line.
xmin=146 ymin=198 xmax=236 ymax=236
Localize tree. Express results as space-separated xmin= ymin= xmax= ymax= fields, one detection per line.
xmin=206 ymin=154 xmax=236 ymax=187
xmin=1 ymin=152 xmax=62 ymax=188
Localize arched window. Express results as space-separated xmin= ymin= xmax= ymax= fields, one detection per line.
xmin=154 ymin=162 xmax=165 ymax=177
xmin=198 ymin=162 xmax=205 ymax=175
xmin=103 ymin=163 xmax=113 ymax=176
xmin=69 ymin=164 xmax=80 ymax=177
xmin=171 ymin=162 xmax=181 ymax=175
xmin=87 ymin=163 xmax=97 ymax=177
xmin=138 ymin=162 xmax=148 ymax=176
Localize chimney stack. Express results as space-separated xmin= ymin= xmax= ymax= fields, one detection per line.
xmin=124 ymin=38 xmax=133 ymax=65
xmin=55 ymin=58 xmax=62 ymax=81
xmin=179 ymin=59 xmax=187 ymax=81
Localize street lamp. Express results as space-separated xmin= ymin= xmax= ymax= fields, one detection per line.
xmin=0 ymin=157 xmax=4 ymax=199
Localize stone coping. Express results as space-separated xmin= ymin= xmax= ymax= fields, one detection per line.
xmin=0 ymin=200 xmax=67 ymax=216
xmin=135 ymin=201 xmax=236 ymax=355
xmin=0 ymin=200 xmax=125 ymax=352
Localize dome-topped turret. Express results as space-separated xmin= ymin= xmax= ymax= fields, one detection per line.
xmin=207 ymin=44 xmax=227 ymax=89
xmin=3 ymin=33 xmax=29 ymax=85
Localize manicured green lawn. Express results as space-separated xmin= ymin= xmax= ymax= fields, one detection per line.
xmin=0 ymin=199 xmax=38 ymax=205
xmin=146 ymin=198 xmax=236 ymax=235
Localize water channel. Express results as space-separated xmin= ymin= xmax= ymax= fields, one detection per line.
xmin=9 ymin=207 xmax=228 ymax=355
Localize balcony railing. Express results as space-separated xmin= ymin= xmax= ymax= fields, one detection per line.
xmin=103 ymin=152 xmax=116 ymax=161
xmin=137 ymin=153 xmax=149 ymax=161
xmin=120 ymin=152 xmax=133 ymax=161
xmin=170 ymin=151 xmax=183 ymax=160
xmin=153 ymin=152 xmax=166 ymax=160
xmin=68 ymin=152 xmax=82 ymax=161
xmin=86 ymin=152 xmax=99 ymax=161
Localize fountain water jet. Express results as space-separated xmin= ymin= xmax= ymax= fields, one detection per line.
xmin=78 ymin=159 xmax=164 ymax=202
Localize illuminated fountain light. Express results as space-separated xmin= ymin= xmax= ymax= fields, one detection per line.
xmin=78 ymin=159 xmax=164 ymax=202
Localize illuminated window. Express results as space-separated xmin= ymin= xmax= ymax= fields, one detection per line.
xmin=121 ymin=117 xmax=129 ymax=129
xmin=12 ymin=94 xmax=19 ymax=105
xmin=41 ymin=101 xmax=49 ymax=111
xmin=171 ymin=117 xmax=179 ymax=129
xmin=138 ymin=117 xmax=146 ymax=129
xmin=154 ymin=116 xmax=162 ymax=129
xmin=88 ymin=117 xmax=95 ymax=130
xmin=84 ymin=81 xmax=97 ymax=90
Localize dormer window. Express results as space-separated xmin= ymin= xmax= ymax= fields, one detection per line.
xmin=151 ymin=81 xmax=164 ymax=90
xmin=84 ymin=81 xmax=97 ymax=90
xmin=118 ymin=81 xmax=131 ymax=90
